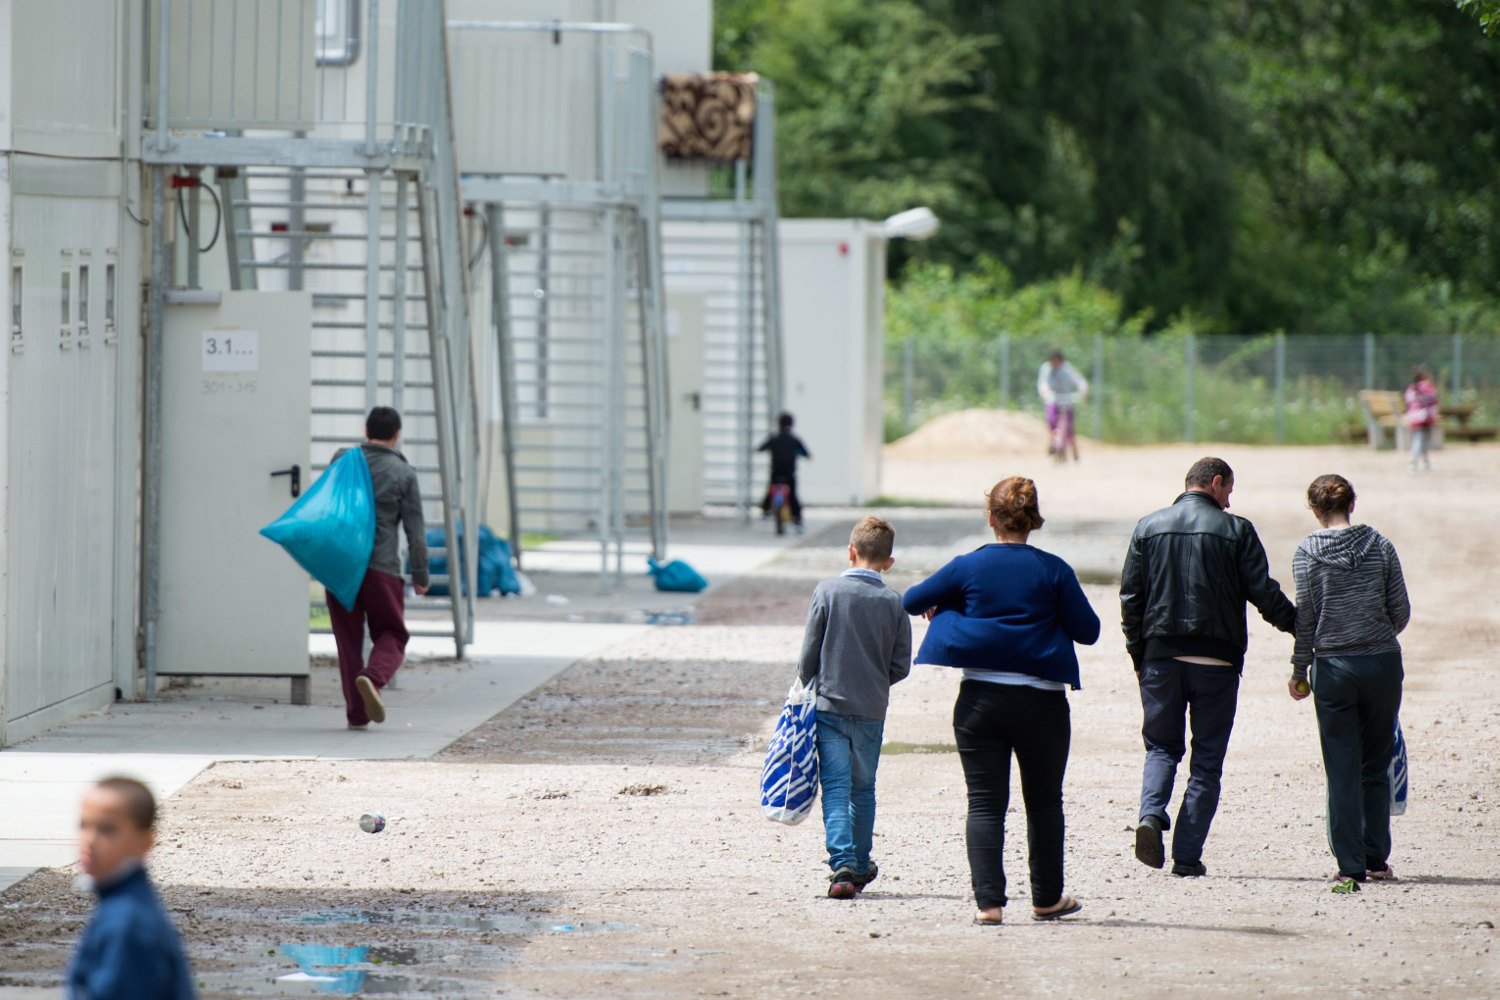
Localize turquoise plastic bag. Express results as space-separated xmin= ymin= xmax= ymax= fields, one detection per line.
xmin=260 ymin=447 xmax=376 ymax=612
xmin=647 ymin=557 xmax=708 ymax=593
xmin=417 ymin=523 xmax=520 ymax=597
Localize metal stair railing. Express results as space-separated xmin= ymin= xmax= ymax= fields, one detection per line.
xmin=453 ymin=21 xmax=669 ymax=586
xmin=141 ymin=0 xmax=480 ymax=681
xmin=226 ymin=167 xmax=466 ymax=641
xmin=660 ymin=85 xmax=785 ymax=516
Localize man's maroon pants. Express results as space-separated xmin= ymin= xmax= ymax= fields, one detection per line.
xmin=327 ymin=569 xmax=409 ymax=726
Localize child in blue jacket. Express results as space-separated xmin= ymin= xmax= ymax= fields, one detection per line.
xmin=67 ymin=776 xmax=195 ymax=1000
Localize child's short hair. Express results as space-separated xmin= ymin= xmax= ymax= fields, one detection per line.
xmin=95 ymin=776 xmax=157 ymax=831
xmin=850 ymin=516 xmax=895 ymax=563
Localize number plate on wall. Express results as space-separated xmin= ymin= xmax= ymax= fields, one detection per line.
xmin=201 ymin=329 xmax=259 ymax=372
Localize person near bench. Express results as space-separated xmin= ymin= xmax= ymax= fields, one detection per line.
xmin=1403 ymin=367 xmax=1439 ymax=474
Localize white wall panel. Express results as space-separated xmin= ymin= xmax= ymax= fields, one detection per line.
xmin=10 ymin=0 xmax=121 ymax=157
xmin=4 ymin=189 xmax=121 ymax=733
xmin=778 ymin=220 xmax=885 ymax=506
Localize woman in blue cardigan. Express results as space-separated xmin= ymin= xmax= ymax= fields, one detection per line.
xmin=903 ymin=476 xmax=1101 ymax=925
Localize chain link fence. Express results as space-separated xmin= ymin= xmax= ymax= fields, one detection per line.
xmin=890 ymin=332 xmax=1500 ymax=445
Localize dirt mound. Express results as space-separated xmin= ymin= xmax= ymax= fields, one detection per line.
xmin=887 ymin=407 xmax=1087 ymax=458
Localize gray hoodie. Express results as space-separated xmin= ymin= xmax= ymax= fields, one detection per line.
xmin=1290 ymin=524 xmax=1409 ymax=679
xmin=796 ymin=569 xmax=912 ymax=720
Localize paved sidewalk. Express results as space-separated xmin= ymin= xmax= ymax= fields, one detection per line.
xmin=0 ymin=622 xmax=646 ymax=893
xmin=0 ymin=515 xmax=808 ymax=895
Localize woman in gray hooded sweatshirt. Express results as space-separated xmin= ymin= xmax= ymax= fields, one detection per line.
xmin=1287 ymin=474 xmax=1410 ymax=893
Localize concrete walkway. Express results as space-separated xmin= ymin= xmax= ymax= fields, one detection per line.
xmin=0 ymin=622 xmax=645 ymax=894
xmin=0 ymin=516 xmax=805 ymax=894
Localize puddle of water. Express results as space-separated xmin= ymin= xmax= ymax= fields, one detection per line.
xmin=198 ymin=970 xmax=477 ymax=997
xmin=297 ymin=911 xmax=370 ymax=926
xmin=283 ymin=909 xmax=627 ymax=936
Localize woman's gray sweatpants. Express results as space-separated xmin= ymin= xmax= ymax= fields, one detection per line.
xmin=1311 ymin=651 xmax=1404 ymax=878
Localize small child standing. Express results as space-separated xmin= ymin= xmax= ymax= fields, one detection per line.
xmin=68 ymin=777 xmax=196 ymax=1000
xmin=796 ymin=516 xmax=912 ymax=898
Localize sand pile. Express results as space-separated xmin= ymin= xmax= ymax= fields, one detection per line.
xmin=887 ymin=407 xmax=1096 ymax=459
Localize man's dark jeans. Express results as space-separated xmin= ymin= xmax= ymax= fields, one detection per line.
xmin=1138 ymin=658 xmax=1240 ymax=864
xmin=954 ymin=680 xmax=1071 ymax=910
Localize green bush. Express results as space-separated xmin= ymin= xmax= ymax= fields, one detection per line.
xmin=884 ymin=262 xmax=1395 ymax=446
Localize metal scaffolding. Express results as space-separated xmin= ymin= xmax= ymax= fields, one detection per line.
xmin=660 ymin=85 xmax=784 ymax=516
xmin=450 ymin=21 xmax=670 ymax=586
xmin=140 ymin=0 xmax=481 ymax=697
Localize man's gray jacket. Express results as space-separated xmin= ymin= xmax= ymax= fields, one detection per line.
xmin=334 ymin=442 xmax=429 ymax=588
xmin=796 ymin=570 xmax=912 ymax=720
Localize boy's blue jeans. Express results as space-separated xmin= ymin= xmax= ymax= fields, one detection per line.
xmin=816 ymin=711 xmax=885 ymax=874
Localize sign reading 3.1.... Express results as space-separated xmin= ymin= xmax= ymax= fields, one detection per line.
xmin=201 ymin=329 xmax=260 ymax=373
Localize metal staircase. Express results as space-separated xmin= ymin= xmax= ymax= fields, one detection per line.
xmin=452 ymin=21 xmax=670 ymax=585
xmin=661 ymin=84 xmax=785 ymax=515
xmin=221 ymin=167 xmax=469 ymax=638
xmin=139 ymin=0 xmax=481 ymax=685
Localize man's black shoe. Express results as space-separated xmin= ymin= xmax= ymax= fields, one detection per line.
xmin=1134 ymin=817 xmax=1165 ymax=870
xmin=1171 ymin=860 xmax=1208 ymax=878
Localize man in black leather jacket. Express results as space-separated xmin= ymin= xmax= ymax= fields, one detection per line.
xmin=1121 ymin=457 xmax=1296 ymax=877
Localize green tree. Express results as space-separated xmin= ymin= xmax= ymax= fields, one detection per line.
xmin=1456 ymin=0 xmax=1500 ymax=33
xmin=1221 ymin=0 xmax=1500 ymax=334
xmin=718 ymin=0 xmax=1500 ymax=336
xmin=740 ymin=0 xmax=993 ymax=270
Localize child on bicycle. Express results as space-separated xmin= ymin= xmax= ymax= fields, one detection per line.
xmin=1037 ymin=350 xmax=1089 ymax=462
xmin=796 ymin=516 xmax=912 ymax=898
xmin=758 ymin=412 xmax=811 ymax=533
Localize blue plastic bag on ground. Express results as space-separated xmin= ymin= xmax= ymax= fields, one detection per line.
xmin=260 ymin=447 xmax=375 ymax=612
xmin=647 ymin=557 xmax=708 ymax=593
xmin=760 ymin=678 xmax=819 ymax=825
xmin=421 ymin=524 xmax=519 ymax=597
xmin=1390 ymin=719 xmax=1408 ymax=816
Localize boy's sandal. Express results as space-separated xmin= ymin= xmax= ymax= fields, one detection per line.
xmin=1366 ymin=864 xmax=1396 ymax=880
xmin=1032 ymin=895 xmax=1082 ymax=921
xmin=972 ymin=910 xmax=1003 ymax=927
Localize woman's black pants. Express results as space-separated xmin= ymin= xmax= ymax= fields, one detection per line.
xmin=953 ymin=679 xmax=1071 ymax=910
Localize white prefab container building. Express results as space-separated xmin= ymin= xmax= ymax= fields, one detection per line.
xmin=776 ymin=220 xmax=887 ymax=507
xmin=0 ymin=0 xmax=144 ymax=745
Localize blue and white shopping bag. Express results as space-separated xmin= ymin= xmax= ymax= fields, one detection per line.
xmin=1389 ymin=719 xmax=1409 ymax=817
xmin=760 ymin=679 xmax=819 ymax=825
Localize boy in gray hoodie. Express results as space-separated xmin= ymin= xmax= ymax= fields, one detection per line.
xmin=1287 ymin=475 xmax=1409 ymax=892
xmin=796 ymin=516 xmax=912 ymax=898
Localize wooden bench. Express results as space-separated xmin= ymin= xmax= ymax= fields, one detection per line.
xmin=1356 ymin=390 xmax=1410 ymax=450
xmin=1351 ymin=391 xmax=1498 ymax=448
xmin=1438 ymin=403 xmax=1500 ymax=443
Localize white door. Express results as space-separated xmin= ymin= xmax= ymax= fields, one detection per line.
xmin=5 ymin=193 xmax=121 ymax=731
xmin=666 ymin=293 xmax=705 ymax=514
xmin=157 ymin=292 xmax=311 ymax=679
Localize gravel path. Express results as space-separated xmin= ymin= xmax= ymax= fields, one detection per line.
xmin=2 ymin=443 xmax=1497 ymax=998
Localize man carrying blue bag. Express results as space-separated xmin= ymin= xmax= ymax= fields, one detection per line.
xmin=328 ymin=408 xmax=429 ymax=729
xmin=261 ymin=406 xmax=426 ymax=728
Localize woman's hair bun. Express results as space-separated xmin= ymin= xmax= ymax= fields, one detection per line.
xmin=1306 ymin=474 xmax=1355 ymax=518
xmin=987 ymin=477 xmax=1045 ymax=533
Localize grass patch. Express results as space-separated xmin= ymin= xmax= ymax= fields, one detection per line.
xmin=1075 ymin=569 xmax=1121 ymax=586
xmin=870 ymin=496 xmax=966 ymax=509
xmin=521 ymin=532 xmax=560 ymax=549
xmin=881 ymin=741 xmax=958 ymax=755
xmin=310 ymin=607 xmax=331 ymax=630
